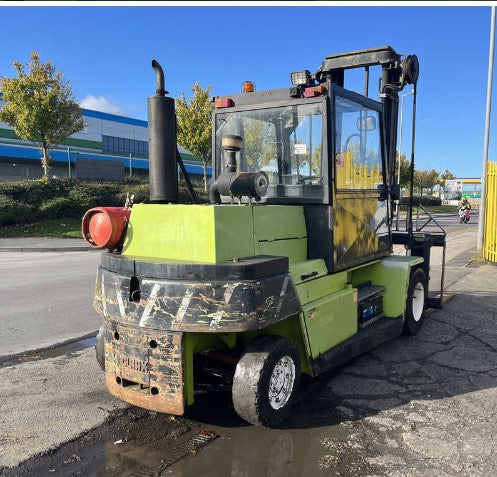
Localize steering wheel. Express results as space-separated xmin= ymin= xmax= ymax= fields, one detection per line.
xmin=297 ymin=175 xmax=323 ymax=185
xmin=344 ymin=133 xmax=361 ymax=152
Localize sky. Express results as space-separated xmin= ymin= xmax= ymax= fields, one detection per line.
xmin=0 ymin=5 xmax=494 ymax=178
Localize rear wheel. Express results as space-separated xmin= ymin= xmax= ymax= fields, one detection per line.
xmin=403 ymin=268 xmax=428 ymax=336
xmin=232 ymin=335 xmax=301 ymax=427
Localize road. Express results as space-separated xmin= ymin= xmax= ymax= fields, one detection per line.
xmin=396 ymin=210 xmax=479 ymax=234
xmin=2 ymin=223 xmax=496 ymax=476
xmin=0 ymin=250 xmax=101 ymax=358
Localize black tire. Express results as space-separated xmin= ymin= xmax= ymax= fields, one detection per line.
xmin=95 ymin=325 xmax=105 ymax=371
xmin=232 ymin=335 xmax=301 ymax=427
xmin=403 ymin=268 xmax=428 ymax=336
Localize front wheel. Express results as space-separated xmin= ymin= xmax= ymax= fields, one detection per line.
xmin=403 ymin=268 xmax=428 ymax=336
xmin=232 ymin=335 xmax=301 ymax=427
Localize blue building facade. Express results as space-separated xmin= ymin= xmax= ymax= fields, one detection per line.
xmin=0 ymin=94 xmax=211 ymax=181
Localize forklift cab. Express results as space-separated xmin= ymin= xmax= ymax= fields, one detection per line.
xmin=212 ymin=83 xmax=389 ymax=272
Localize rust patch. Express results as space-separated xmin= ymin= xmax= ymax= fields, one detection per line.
xmin=105 ymin=324 xmax=184 ymax=415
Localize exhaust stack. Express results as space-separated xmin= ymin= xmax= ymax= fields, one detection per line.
xmin=148 ymin=59 xmax=178 ymax=203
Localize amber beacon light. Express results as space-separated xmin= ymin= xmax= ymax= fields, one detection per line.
xmin=242 ymin=81 xmax=255 ymax=93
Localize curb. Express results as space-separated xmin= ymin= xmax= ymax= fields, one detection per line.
xmin=0 ymin=331 xmax=98 ymax=366
xmin=0 ymin=246 xmax=92 ymax=252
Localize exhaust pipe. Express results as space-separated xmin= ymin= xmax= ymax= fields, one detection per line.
xmin=148 ymin=59 xmax=178 ymax=203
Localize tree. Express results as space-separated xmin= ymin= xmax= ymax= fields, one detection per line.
xmin=175 ymin=82 xmax=212 ymax=191
xmin=439 ymin=169 xmax=456 ymax=188
xmin=395 ymin=152 xmax=412 ymax=188
xmin=244 ymin=118 xmax=277 ymax=171
xmin=0 ymin=51 xmax=85 ymax=181
xmin=414 ymin=169 xmax=439 ymax=196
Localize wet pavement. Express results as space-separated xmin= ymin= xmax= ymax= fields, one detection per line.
xmin=0 ymin=336 xmax=96 ymax=369
xmin=0 ymin=378 xmax=376 ymax=477
xmin=2 ymin=227 xmax=497 ymax=476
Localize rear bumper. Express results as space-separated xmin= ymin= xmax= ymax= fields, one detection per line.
xmin=93 ymin=253 xmax=301 ymax=333
xmin=103 ymin=321 xmax=185 ymax=415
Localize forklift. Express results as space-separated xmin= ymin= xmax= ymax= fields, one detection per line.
xmin=82 ymin=46 xmax=446 ymax=427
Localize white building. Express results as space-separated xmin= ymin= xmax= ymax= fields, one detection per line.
xmin=0 ymin=94 xmax=210 ymax=181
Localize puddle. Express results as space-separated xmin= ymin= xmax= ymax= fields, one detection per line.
xmin=169 ymin=424 xmax=349 ymax=476
xmin=0 ymin=336 xmax=96 ymax=369
xmin=2 ymin=384 xmax=376 ymax=477
xmin=168 ymin=391 xmax=359 ymax=477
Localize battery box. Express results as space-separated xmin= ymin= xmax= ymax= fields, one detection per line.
xmin=358 ymin=295 xmax=383 ymax=323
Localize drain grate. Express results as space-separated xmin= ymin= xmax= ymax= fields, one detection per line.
xmin=130 ymin=470 xmax=157 ymax=477
xmin=158 ymin=429 xmax=218 ymax=471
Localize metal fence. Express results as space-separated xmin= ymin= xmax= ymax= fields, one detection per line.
xmin=484 ymin=161 xmax=497 ymax=262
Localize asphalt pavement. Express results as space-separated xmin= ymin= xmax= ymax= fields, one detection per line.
xmin=396 ymin=210 xmax=479 ymax=234
xmin=0 ymin=237 xmax=90 ymax=252
xmin=0 ymin=250 xmax=101 ymax=358
xmin=2 ymin=224 xmax=497 ymax=476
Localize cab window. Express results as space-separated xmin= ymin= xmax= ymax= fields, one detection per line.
xmin=215 ymin=102 xmax=325 ymax=201
xmin=335 ymin=96 xmax=383 ymax=190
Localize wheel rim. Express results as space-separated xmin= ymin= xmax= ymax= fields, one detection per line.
xmin=268 ymin=356 xmax=296 ymax=410
xmin=412 ymin=282 xmax=425 ymax=322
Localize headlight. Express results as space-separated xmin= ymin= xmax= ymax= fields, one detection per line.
xmin=290 ymin=70 xmax=312 ymax=86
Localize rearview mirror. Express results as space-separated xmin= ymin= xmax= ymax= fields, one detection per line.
xmin=357 ymin=116 xmax=377 ymax=131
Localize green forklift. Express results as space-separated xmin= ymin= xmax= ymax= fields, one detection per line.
xmin=83 ymin=46 xmax=446 ymax=427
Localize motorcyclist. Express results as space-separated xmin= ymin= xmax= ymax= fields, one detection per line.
xmin=459 ymin=198 xmax=471 ymax=223
xmin=459 ymin=198 xmax=471 ymax=210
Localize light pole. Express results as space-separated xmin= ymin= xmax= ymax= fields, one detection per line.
xmin=396 ymin=89 xmax=415 ymax=230
xmin=478 ymin=6 xmax=496 ymax=251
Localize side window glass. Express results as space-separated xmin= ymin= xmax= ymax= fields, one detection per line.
xmin=290 ymin=114 xmax=323 ymax=185
xmin=335 ymin=96 xmax=382 ymax=190
xmin=242 ymin=117 xmax=277 ymax=175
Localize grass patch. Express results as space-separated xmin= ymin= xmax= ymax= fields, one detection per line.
xmin=422 ymin=205 xmax=459 ymax=213
xmin=0 ymin=217 xmax=82 ymax=238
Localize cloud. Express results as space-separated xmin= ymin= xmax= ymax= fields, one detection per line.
xmin=80 ymin=95 xmax=124 ymax=115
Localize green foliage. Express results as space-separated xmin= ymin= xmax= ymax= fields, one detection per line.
xmin=413 ymin=169 xmax=439 ymax=196
xmin=0 ymin=51 xmax=86 ymax=180
xmin=439 ymin=169 xmax=456 ymax=187
xmin=0 ymin=179 xmax=208 ymax=227
xmin=400 ymin=195 xmax=442 ymax=206
xmin=244 ymin=118 xmax=277 ymax=171
xmin=68 ymin=183 xmax=116 ymax=213
xmin=39 ymin=197 xmax=74 ymax=218
xmin=0 ymin=178 xmax=71 ymax=205
xmin=175 ymin=82 xmax=212 ymax=190
xmin=396 ymin=153 xmax=445 ymax=197
xmin=0 ymin=218 xmax=83 ymax=238
xmin=396 ymin=153 xmax=412 ymax=188
xmin=0 ymin=194 xmax=34 ymax=224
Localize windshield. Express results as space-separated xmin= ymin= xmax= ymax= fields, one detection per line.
xmin=215 ymin=102 xmax=325 ymax=201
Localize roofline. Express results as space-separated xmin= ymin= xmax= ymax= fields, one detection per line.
xmin=81 ymin=108 xmax=147 ymax=128
xmin=1 ymin=92 xmax=148 ymax=128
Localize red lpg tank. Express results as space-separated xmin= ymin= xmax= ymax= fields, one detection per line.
xmin=82 ymin=207 xmax=131 ymax=250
